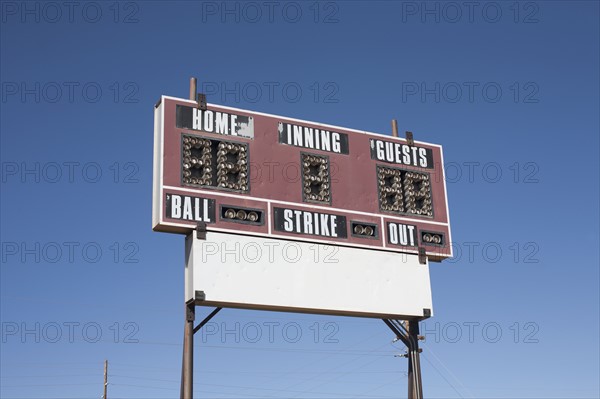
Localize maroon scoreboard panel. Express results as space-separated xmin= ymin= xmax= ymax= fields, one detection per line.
xmin=153 ymin=96 xmax=452 ymax=261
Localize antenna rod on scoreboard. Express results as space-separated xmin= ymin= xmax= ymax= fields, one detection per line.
xmin=189 ymin=77 xmax=197 ymax=102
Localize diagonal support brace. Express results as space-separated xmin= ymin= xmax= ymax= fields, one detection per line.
xmin=382 ymin=319 xmax=411 ymax=347
xmin=193 ymin=307 xmax=222 ymax=334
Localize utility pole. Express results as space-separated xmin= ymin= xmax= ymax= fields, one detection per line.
xmin=103 ymin=359 xmax=108 ymax=399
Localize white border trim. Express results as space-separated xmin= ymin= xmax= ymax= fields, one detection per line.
xmin=439 ymin=146 xmax=453 ymax=257
xmin=152 ymin=100 xmax=165 ymax=230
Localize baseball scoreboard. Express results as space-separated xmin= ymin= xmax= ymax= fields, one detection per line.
xmin=153 ymin=96 xmax=452 ymax=261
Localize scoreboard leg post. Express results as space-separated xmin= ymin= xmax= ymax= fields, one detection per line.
xmin=407 ymin=320 xmax=423 ymax=399
xmin=382 ymin=319 xmax=424 ymax=399
xmin=179 ymin=301 xmax=221 ymax=397
xmin=181 ymin=300 xmax=195 ymax=399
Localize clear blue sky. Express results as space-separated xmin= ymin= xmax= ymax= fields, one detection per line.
xmin=1 ymin=1 xmax=599 ymax=398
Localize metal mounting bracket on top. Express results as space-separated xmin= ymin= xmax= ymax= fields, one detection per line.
xmin=189 ymin=76 xmax=207 ymax=111
xmin=196 ymin=93 xmax=207 ymax=111
xmin=406 ymin=131 xmax=415 ymax=146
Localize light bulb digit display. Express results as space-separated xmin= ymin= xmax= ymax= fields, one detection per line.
xmin=302 ymin=153 xmax=331 ymax=204
xmin=403 ymin=171 xmax=433 ymax=217
xmin=181 ymin=134 xmax=249 ymax=193
xmin=377 ymin=166 xmax=433 ymax=218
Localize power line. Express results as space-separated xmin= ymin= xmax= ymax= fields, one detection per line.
xmin=420 ymin=353 xmax=464 ymax=398
xmin=422 ymin=342 xmax=474 ymax=398
xmin=109 ymin=383 xmax=177 ymax=391
xmin=0 ymin=374 xmax=101 ymax=378
xmin=107 ymin=374 xmax=400 ymax=398
xmin=282 ymin=335 xmax=394 ymax=388
xmin=198 ymin=381 xmax=398 ymax=398
xmin=1 ymin=383 xmax=99 ymax=387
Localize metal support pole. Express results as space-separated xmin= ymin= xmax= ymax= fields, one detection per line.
xmin=181 ymin=301 xmax=195 ymax=399
xmin=392 ymin=119 xmax=399 ymax=137
xmin=382 ymin=319 xmax=424 ymax=399
xmin=407 ymin=320 xmax=423 ymax=399
xmin=407 ymin=347 xmax=415 ymax=399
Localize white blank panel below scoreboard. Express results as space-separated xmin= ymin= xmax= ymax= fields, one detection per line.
xmin=185 ymin=232 xmax=433 ymax=319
